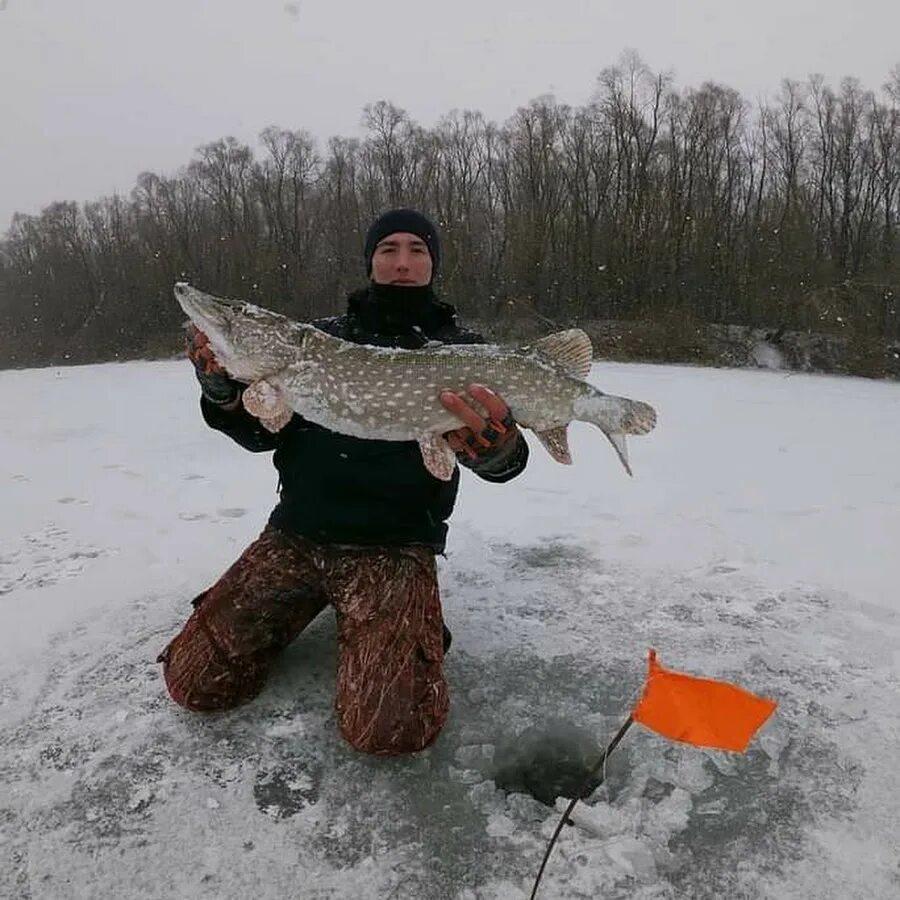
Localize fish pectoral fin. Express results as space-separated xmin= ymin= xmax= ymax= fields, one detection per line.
xmin=534 ymin=425 xmax=573 ymax=465
xmin=528 ymin=329 xmax=593 ymax=379
xmin=242 ymin=379 xmax=293 ymax=432
xmin=258 ymin=407 xmax=294 ymax=433
xmin=418 ymin=433 xmax=458 ymax=481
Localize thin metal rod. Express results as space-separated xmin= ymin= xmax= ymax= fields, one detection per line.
xmin=529 ymin=716 xmax=635 ymax=900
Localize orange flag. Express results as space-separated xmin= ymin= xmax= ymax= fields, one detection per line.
xmin=632 ymin=649 xmax=777 ymax=752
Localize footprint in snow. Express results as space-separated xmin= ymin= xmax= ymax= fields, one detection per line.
xmin=217 ymin=508 xmax=248 ymax=519
xmin=0 ymin=525 xmax=110 ymax=594
xmin=102 ymin=464 xmax=142 ymax=478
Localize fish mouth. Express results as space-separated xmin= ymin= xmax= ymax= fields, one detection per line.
xmin=173 ymin=282 xmax=239 ymax=365
xmin=174 ymin=282 xmax=235 ymax=332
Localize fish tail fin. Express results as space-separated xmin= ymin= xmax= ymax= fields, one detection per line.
xmin=572 ymin=391 xmax=657 ymax=475
xmin=605 ymin=431 xmax=633 ymax=477
xmin=620 ymin=398 xmax=657 ymax=436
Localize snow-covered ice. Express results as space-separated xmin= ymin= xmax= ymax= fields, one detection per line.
xmin=1 ymin=359 xmax=898 ymax=899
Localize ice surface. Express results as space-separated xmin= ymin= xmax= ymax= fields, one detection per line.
xmin=1 ymin=359 xmax=899 ymax=898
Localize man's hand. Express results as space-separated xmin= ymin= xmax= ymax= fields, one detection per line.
xmin=185 ymin=325 xmax=241 ymax=407
xmin=439 ymin=384 xmax=519 ymax=462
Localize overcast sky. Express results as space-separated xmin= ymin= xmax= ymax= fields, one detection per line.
xmin=1 ymin=0 xmax=899 ymax=231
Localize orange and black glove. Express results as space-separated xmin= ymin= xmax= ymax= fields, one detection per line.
xmin=440 ymin=384 xmax=529 ymax=478
xmin=185 ymin=324 xmax=242 ymax=406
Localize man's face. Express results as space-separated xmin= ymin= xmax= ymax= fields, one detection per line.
xmin=370 ymin=232 xmax=433 ymax=286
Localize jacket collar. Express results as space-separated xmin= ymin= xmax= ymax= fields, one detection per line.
xmin=346 ymin=283 xmax=458 ymax=342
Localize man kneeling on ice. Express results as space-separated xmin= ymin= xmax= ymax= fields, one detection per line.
xmin=158 ymin=208 xmax=529 ymax=755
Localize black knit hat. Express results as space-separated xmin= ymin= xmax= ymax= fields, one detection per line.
xmin=364 ymin=208 xmax=441 ymax=279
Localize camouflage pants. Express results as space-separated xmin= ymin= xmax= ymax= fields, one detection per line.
xmin=157 ymin=526 xmax=449 ymax=755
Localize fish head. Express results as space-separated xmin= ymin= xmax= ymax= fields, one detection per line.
xmin=175 ymin=282 xmax=315 ymax=381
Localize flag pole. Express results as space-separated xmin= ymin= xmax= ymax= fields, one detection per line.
xmin=529 ymin=715 xmax=635 ymax=900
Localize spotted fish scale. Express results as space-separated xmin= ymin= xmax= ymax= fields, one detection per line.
xmin=174 ymin=283 xmax=657 ymax=480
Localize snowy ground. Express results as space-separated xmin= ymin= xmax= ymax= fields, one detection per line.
xmin=1 ymin=359 xmax=898 ymax=900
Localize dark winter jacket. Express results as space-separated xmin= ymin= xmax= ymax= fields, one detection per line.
xmin=199 ymin=285 xmax=529 ymax=552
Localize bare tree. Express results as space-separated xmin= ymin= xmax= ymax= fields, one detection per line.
xmin=3 ymin=60 xmax=900 ymax=370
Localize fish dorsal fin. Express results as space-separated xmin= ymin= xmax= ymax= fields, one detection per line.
xmin=529 ymin=329 xmax=593 ymax=379
xmin=534 ymin=425 xmax=573 ymax=465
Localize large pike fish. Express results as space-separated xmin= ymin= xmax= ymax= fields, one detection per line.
xmin=174 ymin=283 xmax=657 ymax=480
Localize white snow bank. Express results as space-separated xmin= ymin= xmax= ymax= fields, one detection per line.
xmin=1 ymin=359 xmax=898 ymax=899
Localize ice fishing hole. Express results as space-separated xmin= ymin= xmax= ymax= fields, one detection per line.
xmin=491 ymin=719 xmax=603 ymax=806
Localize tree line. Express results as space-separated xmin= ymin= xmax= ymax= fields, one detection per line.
xmin=1 ymin=54 xmax=899 ymax=369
